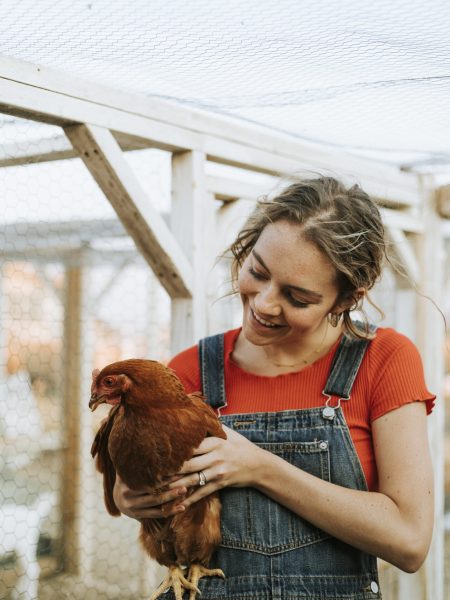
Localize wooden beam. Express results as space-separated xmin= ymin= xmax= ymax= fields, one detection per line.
xmin=208 ymin=175 xmax=423 ymax=233
xmin=380 ymin=207 xmax=423 ymax=233
xmin=0 ymin=55 xmax=421 ymax=207
xmin=64 ymin=124 xmax=193 ymax=298
xmin=170 ymin=151 xmax=209 ymax=354
xmin=435 ymin=185 xmax=450 ymax=219
xmin=414 ymin=179 xmax=446 ymax=600
xmin=0 ymin=219 xmax=128 ymax=253
xmin=206 ymin=174 xmax=271 ymax=202
xmin=385 ymin=226 xmax=420 ymax=287
xmin=61 ymin=261 xmax=91 ymax=574
xmin=0 ymin=132 xmax=151 ymax=168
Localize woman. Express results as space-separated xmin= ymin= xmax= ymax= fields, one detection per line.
xmin=114 ymin=177 xmax=435 ymax=599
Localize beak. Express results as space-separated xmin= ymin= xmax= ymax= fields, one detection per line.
xmin=89 ymin=393 xmax=105 ymax=411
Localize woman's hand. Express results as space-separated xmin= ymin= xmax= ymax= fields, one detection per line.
xmin=113 ymin=474 xmax=188 ymax=520
xmin=167 ymin=425 xmax=266 ymax=509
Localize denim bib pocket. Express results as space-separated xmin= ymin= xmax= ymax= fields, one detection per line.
xmin=219 ymin=440 xmax=331 ymax=555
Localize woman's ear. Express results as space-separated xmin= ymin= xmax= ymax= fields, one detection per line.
xmin=334 ymin=287 xmax=366 ymax=314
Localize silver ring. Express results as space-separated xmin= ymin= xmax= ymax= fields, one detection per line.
xmin=198 ymin=471 xmax=207 ymax=487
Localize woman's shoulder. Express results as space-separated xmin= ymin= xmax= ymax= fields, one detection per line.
xmin=368 ymin=325 xmax=420 ymax=359
xmin=167 ymin=328 xmax=240 ymax=393
xmin=363 ymin=325 xmax=435 ymax=419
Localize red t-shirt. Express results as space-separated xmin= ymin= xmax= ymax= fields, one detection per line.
xmin=168 ymin=327 xmax=435 ymax=491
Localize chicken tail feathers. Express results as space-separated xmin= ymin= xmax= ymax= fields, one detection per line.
xmin=91 ymin=408 xmax=121 ymax=516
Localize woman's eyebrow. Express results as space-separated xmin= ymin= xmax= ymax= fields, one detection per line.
xmin=252 ymin=249 xmax=323 ymax=300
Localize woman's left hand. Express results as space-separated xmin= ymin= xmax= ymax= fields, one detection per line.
xmin=167 ymin=425 xmax=266 ymax=509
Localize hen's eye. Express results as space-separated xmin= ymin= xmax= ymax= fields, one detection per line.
xmin=104 ymin=377 xmax=115 ymax=386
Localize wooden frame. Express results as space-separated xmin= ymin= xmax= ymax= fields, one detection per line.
xmin=0 ymin=53 xmax=448 ymax=600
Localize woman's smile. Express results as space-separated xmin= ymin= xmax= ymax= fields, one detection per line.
xmin=250 ymin=308 xmax=283 ymax=329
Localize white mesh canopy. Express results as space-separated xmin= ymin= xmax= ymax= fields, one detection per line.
xmin=0 ymin=0 xmax=449 ymax=170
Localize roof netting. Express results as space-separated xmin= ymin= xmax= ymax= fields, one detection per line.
xmin=0 ymin=0 xmax=450 ymax=171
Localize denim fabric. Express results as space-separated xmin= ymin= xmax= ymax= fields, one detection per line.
xmin=164 ymin=329 xmax=382 ymax=599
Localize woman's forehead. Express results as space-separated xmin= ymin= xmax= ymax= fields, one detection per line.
xmin=252 ymin=221 xmax=337 ymax=286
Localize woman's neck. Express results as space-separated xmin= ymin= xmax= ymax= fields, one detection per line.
xmin=233 ymin=323 xmax=343 ymax=376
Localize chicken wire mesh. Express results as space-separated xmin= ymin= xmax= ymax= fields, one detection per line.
xmin=0 ymin=0 xmax=449 ymax=598
xmin=0 ymin=120 xmax=427 ymax=599
xmin=0 ymin=120 xmax=179 ymax=598
xmin=0 ymin=0 xmax=450 ymax=168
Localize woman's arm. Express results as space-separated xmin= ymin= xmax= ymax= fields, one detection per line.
xmin=172 ymin=401 xmax=434 ymax=573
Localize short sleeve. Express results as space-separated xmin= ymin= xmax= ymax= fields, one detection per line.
xmin=369 ymin=334 xmax=436 ymax=422
xmin=167 ymin=344 xmax=201 ymax=394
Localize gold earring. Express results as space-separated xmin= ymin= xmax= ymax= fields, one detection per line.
xmin=327 ymin=313 xmax=340 ymax=327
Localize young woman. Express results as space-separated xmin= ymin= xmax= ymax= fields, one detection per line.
xmin=114 ymin=177 xmax=435 ymax=599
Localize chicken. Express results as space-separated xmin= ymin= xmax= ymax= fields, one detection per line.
xmin=89 ymin=359 xmax=226 ymax=600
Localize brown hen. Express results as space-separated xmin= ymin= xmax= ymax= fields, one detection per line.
xmin=89 ymin=359 xmax=226 ymax=600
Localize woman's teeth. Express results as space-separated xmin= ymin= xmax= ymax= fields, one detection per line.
xmin=252 ymin=310 xmax=278 ymax=328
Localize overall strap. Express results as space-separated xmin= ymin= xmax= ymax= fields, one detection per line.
xmin=198 ymin=333 xmax=227 ymax=410
xmin=323 ymin=322 xmax=377 ymax=399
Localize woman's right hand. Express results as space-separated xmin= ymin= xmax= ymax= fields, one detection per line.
xmin=113 ymin=474 xmax=188 ymax=520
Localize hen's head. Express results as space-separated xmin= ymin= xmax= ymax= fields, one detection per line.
xmin=89 ymin=358 xmax=186 ymax=412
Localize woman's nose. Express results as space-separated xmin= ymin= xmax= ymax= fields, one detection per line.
xmin=254 ymin=286 xmax=281 ymax=316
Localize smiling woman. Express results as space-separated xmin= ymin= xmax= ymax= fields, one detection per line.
xmin=114 ymin=176 xmax=436 ymax=600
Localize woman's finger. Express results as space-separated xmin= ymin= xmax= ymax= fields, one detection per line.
xmin=191 ymin=434 xmax=227 ymax=455
xmin=178 ymin=482 xmax=218 ymax=510
xmin=132 ymin=503 xmax=187 ymax=519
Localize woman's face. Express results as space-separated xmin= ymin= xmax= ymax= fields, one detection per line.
xmin=238 ymin=220 xmax=344 ymax=348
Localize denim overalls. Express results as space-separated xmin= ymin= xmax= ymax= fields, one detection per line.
xmin=193 ymin=329 xmax=382 ymax=600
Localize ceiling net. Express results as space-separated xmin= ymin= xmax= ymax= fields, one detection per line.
xmin=0 ymin=0 xmax=449 ymax=170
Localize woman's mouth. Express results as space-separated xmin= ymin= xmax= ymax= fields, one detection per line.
xmin=251 ymin=309 xmax=280 ymax=328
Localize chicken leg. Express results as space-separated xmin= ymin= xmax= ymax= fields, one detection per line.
xmin=150 ymin=565 xmax=199 ymax=600
xmin=188 ymin=563 xmax=225 ymax=600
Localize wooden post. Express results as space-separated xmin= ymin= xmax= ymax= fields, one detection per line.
xmin=170 ymin=150 xmax=209 ymax=354
xmin=0 ymin=263 xmax=6 ymax=378
xmin=60 ymin=254 xmax=95 ymax=575
xmin=414 ymin=177 xmax=446 ymax=600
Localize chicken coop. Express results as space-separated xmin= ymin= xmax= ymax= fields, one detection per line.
xmin=0 ymin=1 xmax=450 ymax=599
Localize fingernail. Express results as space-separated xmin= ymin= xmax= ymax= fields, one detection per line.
xmin=177 ymin=487 xmax=187 ymax=496
xmin=176 ymin=505 xmax=185 ymax=512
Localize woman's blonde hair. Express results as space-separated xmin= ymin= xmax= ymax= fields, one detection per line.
xmin=228 ymin=176 xmax=386 ymax=339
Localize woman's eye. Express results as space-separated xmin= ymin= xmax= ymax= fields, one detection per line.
xmin=286 ymin=293 xmax=309 ymax=308
xmin=249 ymin=267 xmax=266 ymax=280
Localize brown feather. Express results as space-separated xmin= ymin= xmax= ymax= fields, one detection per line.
xmin=89 ymin=359 xmax=226 ymax=572
xmin=91 ymin=405 xmax=120 ymax=516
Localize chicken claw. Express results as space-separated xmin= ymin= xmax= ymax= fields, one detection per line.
xmin=188 ymin=563 xmax=225 ymax=600
xmin=150 ymin=565 xmax=199 ymax=600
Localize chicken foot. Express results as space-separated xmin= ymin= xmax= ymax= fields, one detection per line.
xmin=188 ymin=563 xmax=225 ymax=600
xmin=150 ymin=565 xmax=199 ymax=600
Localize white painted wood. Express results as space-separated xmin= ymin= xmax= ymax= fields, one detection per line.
xmin=0 ymin=55 xmax=421 ymax=207
xmin=0 ymin=219 xmax=127 ymax=252
xmin=215 ymin=198 xmax=256 ymax=254
xmin=170 ymin=151 xmax=209 ymax=355
xmin=64 ymin=124 xmax=193 ymax=298
xmin=380 ymin=207 xmax=423 ymax=233
xmin=385 ymin=226 xmax=421 ymax=288
xmin=413 ymin=177 xmax=446 ymax=600
xmin=0 ymin=137 xmax=74 ymax=167
xmin=206 ymin=174 xmax=271 ymax=202
xmin=0 ymin=133 xmax=149 ymax=168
